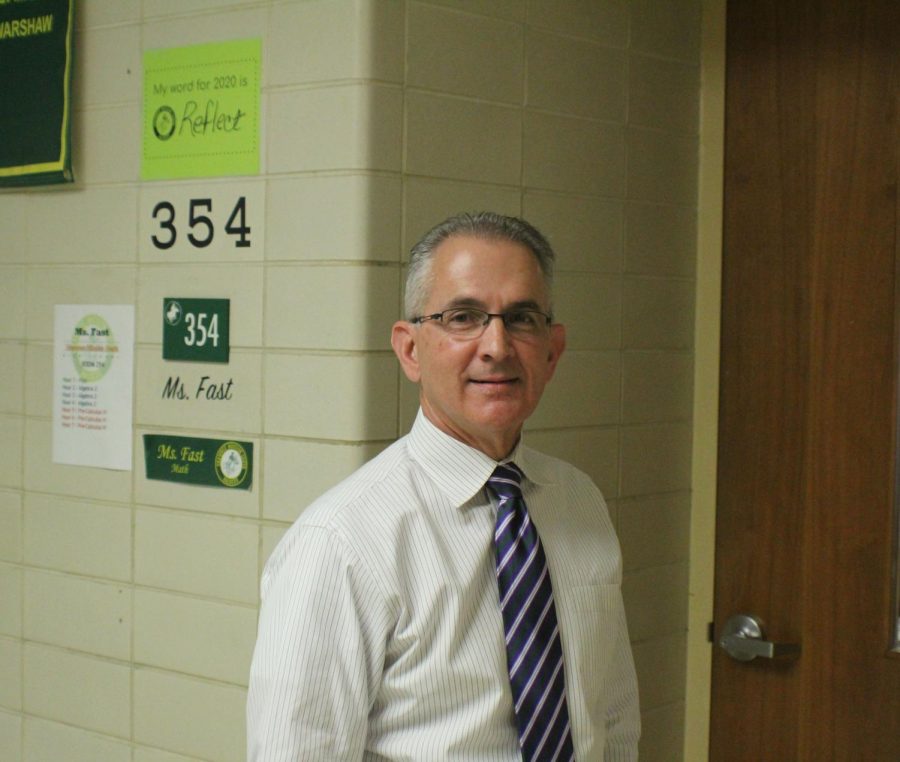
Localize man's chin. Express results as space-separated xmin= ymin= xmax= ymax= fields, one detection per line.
xmin=469 ymin=401 xmax=533 ymax=433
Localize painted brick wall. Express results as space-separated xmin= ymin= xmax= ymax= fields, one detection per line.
xmin=0 ymin=1 xmax=700 ymax=759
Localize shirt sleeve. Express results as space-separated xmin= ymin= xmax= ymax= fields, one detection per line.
xmin=603 ymin=595 xmax=641 ymax=761
xmin=246 ymin=525 xmax=393 ymax=762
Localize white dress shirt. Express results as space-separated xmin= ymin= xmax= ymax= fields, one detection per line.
xmin=247 ymin=410 xmax=640 ymax=761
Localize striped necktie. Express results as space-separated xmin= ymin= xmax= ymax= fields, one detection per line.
xmin=488 ymin=463 xmax=575 ymax=762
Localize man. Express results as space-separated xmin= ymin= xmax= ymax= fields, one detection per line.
xmin=247 ymin=212 xmax=640 ymax=760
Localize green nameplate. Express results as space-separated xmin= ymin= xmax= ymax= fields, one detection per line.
xmin=143 ymin=434 xmax=252 ymax=489
xmin=163 ymin=298 xmax=229 ymax=363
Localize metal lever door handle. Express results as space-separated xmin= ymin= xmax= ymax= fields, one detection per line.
xmin=718 ymin=614 xmax=801 ymax=662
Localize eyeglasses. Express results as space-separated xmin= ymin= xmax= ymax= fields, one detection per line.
xmin=410 ymin=307 xmax=552 ymax=339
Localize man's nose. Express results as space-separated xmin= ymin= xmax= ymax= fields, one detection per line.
xmin=478 ymin=315 xmax=514 ymax=358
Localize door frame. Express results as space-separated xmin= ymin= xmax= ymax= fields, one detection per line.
xmin=684 ymin=0 xmax=726 ymax=760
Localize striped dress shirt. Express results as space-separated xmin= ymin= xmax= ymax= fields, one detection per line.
xmin=247 ymin=410 xmax=640 ymax=761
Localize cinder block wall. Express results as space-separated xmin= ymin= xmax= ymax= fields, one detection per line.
xmin=0 ymin=1 xmax=700 ymax=760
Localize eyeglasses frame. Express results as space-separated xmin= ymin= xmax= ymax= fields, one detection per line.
xmin=409 ymin=307 xmax=553 ymax=339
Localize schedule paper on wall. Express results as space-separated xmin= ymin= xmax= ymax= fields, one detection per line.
xmin=53 ymin=305 xmax=135 ymax=471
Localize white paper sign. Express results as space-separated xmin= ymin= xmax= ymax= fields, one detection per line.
xmin=53 ymin=305 xmax=135 ymax=470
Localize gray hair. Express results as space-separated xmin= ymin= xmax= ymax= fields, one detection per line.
xmin=404 ymin=211 xmax=556 ymax=318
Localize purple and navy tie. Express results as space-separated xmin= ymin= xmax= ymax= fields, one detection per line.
xmin=488 ymin=463 xmax=575 ymax=762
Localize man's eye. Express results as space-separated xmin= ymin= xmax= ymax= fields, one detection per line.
xmin=446 ymin=309 xmax=482 ymax=325
xmin=506 ymin=310 xmax=538 ymax=327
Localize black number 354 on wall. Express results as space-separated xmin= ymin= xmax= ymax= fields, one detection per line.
xmin=151 ymin=197 xmax=251 ymax=249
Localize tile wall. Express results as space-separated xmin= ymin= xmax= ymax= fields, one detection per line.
xmin=0 ymin=1 xmax=700 ymax=760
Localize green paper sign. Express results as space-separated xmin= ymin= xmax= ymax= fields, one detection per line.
xmin=142 ymin=38 xmax=261 ymax=180
xmin=0 ymin=0 xmax=74 ymax=186
xmin=143 ymin=434 xmax=252 ymax=489
xmin=163 ymin=297 xmax=230 ymax=363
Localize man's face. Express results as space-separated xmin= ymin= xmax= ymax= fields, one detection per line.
xmin=392 ymin=234 xmax=566 ymax=460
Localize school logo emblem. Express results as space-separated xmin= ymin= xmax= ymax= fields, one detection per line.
xmin=215 ymin=441 xmax=248 ymax=487
xmin=153 ymin=105 xmax=176 ymax=140
xmin=164 ymin=300 xmax=183 ymax=326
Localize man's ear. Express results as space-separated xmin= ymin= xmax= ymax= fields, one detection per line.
xmin=391 ymin=320 xmax=421 ymax=383
xmin=545 ymin=323 xmax=566 ymax=381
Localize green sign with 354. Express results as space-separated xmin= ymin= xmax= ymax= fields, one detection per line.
xmin=163 ymin=297 xmax=229 ymax=363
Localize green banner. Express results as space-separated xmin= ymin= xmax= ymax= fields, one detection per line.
xmin=143 ymin=434 xmax=253 ymax=490
xmin=142 ymin=38 xmax=261 ymax=180
xmin=0 ymin=0 xmax=75 ymax=186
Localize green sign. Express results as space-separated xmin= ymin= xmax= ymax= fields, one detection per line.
xmin=163 ymin=298 xmax=229 ymax=363
xmin=0 ymin=0 xmax=74 ymax=186
xmin=142 ymin=38 xmax=261 ymax=180
xmin=143 ymin=434 xmax=252 ymax=489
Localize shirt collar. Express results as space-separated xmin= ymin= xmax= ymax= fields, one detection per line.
xmin=407 ymin=409 xmax=557 ymax=507
xmin=506 ymin=439 xmax=557 ymax=488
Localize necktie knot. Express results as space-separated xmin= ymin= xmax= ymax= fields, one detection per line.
xmin=487 ymin=463 xmax=524 ymax=502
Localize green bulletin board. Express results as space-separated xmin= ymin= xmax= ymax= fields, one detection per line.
xmin=0 ymin=0 xmax=75 ymax=187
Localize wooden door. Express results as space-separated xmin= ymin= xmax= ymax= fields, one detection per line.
xmin=710 ymin=1 xmax=900 ymax=759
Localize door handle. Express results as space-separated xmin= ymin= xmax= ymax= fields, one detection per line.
xmin=718 ymin=614 xmax=801 ymax=662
